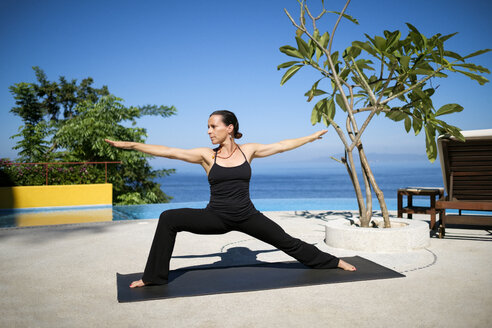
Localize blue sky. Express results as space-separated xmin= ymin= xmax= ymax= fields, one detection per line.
xmin=1 ymin=0 xmax=491 ymax=172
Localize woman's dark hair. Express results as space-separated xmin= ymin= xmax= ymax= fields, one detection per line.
xmin=210 ymin=110 xmax=243 ymax=139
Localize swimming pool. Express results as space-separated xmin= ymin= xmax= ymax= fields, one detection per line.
xmin=0 ymin=197 xmax=432 ymax=228
xmin=112 ymin=198 xmax=400 ymax=220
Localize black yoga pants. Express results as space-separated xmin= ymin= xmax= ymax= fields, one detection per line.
xmin=142 ymin=208 xmax=340 ymax=284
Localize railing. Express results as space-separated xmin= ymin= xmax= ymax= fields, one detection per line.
xmin=2 ymin=161 xmax=121 ymax=185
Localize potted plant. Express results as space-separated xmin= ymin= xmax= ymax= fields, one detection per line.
xmin=278 ymin=0 xmax=490 ymax=231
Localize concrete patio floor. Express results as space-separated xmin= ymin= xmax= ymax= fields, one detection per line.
xmin=0 ymin=211 xmax=490 ymax=328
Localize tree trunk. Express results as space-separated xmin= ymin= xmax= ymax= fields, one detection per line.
xmin=361 ymin=158 xmax=373 ymax=221
xmin=357 ymin=145 xmax=391 ymax=228
xmin=345 ymin=150 xmax=370 ymax=226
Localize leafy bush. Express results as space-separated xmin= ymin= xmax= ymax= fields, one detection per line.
xmin=0 ymin=159 xmax=105 ymax=186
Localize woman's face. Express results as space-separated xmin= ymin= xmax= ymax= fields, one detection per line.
xmin=208 ymin=115 xmax=233 ymax=144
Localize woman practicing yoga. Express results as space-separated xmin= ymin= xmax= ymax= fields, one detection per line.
xmin=105 ymin=110 xmax=356 ymax=288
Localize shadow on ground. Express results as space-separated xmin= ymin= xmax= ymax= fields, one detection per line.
xmin=0 ymin=220 xmax=134 ymax=243
xmin=290 ymin=210 xmax=396 ymax=221
xmin=168 ymin=247 xmax=312 ymax=283
xmin=173 ymin=246 xmax=279 ymax=268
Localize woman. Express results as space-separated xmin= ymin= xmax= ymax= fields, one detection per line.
xmin=105 ymin=110 xmax=356 ymax=288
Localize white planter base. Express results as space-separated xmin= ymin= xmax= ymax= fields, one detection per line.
xmin=325 ymin=218 xmax=430 ymax=252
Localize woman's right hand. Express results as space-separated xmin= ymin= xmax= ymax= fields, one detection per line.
xmin=104 ymin=139 xmax=134 ymax=150
xmin=104 ymin=139 xmax=212 ymax=171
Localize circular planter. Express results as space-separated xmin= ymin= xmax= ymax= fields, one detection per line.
xmin=324 ymin=218 xmax=429 ymax=252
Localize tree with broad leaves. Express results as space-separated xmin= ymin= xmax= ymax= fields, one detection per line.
xmin=278 ymin=0 xmax=490 ymax=228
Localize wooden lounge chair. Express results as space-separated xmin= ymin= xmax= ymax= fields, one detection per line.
xmin=436 ymin=129 xmax=492 ymax=238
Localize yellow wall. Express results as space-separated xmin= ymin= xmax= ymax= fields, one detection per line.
xmin=0 ymin=184 xmax=112 ymax=209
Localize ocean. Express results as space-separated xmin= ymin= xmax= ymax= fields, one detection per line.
xmin=155 ymin=162 xmax=444 ymax=211
xmin=0 ymin=161 xmax=445 ymax=227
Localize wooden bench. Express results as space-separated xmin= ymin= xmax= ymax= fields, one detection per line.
xmin=435 ymin=129 xmax=492 ymax=238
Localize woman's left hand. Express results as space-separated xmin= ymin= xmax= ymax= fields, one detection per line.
xmin=312 ymin=130 xmax=328 ymax=140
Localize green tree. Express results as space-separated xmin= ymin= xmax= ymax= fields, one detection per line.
xmin=9 ymin=81 xmax=50 ymax=162
xmin=9 ymin=66 xmax=110 ymax=162
xmin=53 ymin=95 xmax=176 ymax=204
xmin=278 ymin=0 xmax=490 ymax=227
xmin=8 ymin=67 xmax=177 ymax=205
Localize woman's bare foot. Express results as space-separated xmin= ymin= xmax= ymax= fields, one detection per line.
xmin=129 ymin=279 xmax=147 ymax=288
xmin=338 ymin=259 xmax=356 ymax=271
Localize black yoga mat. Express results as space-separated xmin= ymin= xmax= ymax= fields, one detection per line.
xmin=116 ymin=256 xmax=404 ymax=303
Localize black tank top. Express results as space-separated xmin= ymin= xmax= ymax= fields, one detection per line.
xmin=206 ymin=146 xmax=259 ymax=220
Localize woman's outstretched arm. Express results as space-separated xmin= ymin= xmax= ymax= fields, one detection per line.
xmin=243 ymin=130 xmax=327 ymax=159
xmin=104 ymin=139 xmax=212 ymax=165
